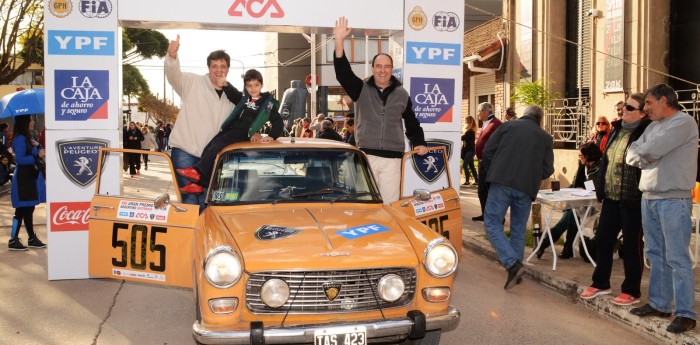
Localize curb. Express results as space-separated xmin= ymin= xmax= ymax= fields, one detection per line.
xmin=462 ymin=235 xmax=700 ymax=345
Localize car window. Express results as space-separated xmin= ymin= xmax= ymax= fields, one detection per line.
xmin=96 ymin=150 xmax=180 ymax=202
xmin=208 ymin=148 xmax=381 ymax=205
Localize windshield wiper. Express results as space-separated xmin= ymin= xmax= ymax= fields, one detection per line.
xmin=330 ymin=191 xmax=379 ymax=204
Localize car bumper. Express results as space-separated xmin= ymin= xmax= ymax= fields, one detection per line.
xmin=192 ymin=306 xmax=460 ymax=345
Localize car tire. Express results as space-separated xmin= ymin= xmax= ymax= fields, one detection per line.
xmin=400 ymin=330 xmax=441 ymax=345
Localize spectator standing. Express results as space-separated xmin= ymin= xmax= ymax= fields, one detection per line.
xmin=626 ymin=84 xmax=699 ymax=333
xmin=0 ymin=123 xmax=9 ymax=157
xmin=536 ymin=142 xmax=602 ymax=260
xmin=461 ymin=115 xmax=478 ymax=186
xmin=8 ymin=115 xmax=46 ymax=250
xmin=0 ymin=154 xmax=15 ymax=186
xmin=590 ymin=116 xmax=611 ymax=150
xmin=165 ymin=35 xmax=242 ymax=208
xmin=344 ymin=118 xmax=356 ymax=146
xmin=310 ymin=113 xmax=326 ymax=137
xmin=482 ymin=105 xmax=554 ymax=290
xmin=334 ymin=17 xmax=427 ymax=204
xmin=123 ymin=121 xmax=144 ymax=177
xmin=141 ymin=126 xmax=158 ymax=170
xmin=614 ymin=100 xmax=625 ymax=120
xmin=504 ymin=107 xmax=518 ymax=121
xmin=301 ymin=118 xmax=314 ymax=138
xmin=164 ymin=123 xmax=172 ymax=150
xmin=578 ymin=93 xmax=650 ymax=306
xmin=155 ymin=122 xmax=165 ymax=151
xmin=473 ymin=102 xmax=502 ymax=221
xmin=291 ymin=118 xmax=303 ymax=137
xmin=317 ymin=120 xmax=343 ymax=141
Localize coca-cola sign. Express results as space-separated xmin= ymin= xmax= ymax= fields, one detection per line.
xmin=51 ymin=201 xmax=91 ymax=232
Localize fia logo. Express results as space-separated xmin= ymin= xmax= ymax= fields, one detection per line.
xmin=79 ymin=0 xmax=112 ymax=18
xmin=228 ymin=0 xmax=284 ymax=18
xmin=411 ymin=140 xmax=452 ymax=183
xmin=432 ymin=11 xmax=460 ymax=32
xmin=56 ymin=138 xmax=108 ymax=187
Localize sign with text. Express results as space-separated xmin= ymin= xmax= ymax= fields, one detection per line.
xmin=54 ymin=70 xmax=109 ymax=121
xmin=410 ymin=77 xmax=454 ymax=123
xmin=48 ymin=30 xmax=115 ymax=56
xmin=603 ymin=0 xmax=624 ymax=92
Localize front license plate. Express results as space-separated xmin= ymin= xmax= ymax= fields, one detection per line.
xmin=314 ymin=326 xmax=367 ymax=345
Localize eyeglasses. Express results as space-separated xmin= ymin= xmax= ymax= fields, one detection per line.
xmin=624 ymin=103 xmax=640 ymax=112
xmin=596 ymin=122 xmax=607 ymax=126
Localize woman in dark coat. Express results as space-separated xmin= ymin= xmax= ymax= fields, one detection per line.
xmin=9 ymin=115 xmax=46 ymax=251
xmin=123 ymin=121 xmax=144 ymax=177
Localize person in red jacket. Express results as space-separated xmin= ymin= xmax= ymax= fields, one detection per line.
xmin=473 ymin=102 xmax=502 ymax=221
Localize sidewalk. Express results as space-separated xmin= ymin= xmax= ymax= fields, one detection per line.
xmin=458 ymin=184 xmax=700 ymax=345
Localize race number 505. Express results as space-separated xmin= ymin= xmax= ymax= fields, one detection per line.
xmin=112 ymin=223 xmax=167 ymax=272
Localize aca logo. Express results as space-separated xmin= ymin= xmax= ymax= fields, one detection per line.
xmin=79 ymin=0 xmax=112 ymax=18
xmin=48 ymin=30 xmax=115 ymax=56
xmin=432 ymin=11 xmax=460 ymax=32
xmin=55 ymin=70 xmax=109 ymax=121
xmin=49 ymin=0 xmax=73 ymax=18
xmin=410 ymin=77 xmax=454 ymax=124
xmin=411 ymin=140 xmax=453 ymax=183
xmin=406 ymin=41 xmax=461 ymax=66
xmin=56 ymin=138 xmax=108 ymax=187
xmin=228 ymin=0 xmax=284 ymax=18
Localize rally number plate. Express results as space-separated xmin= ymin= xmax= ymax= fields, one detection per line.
xmin=313 ymin=326 xmax=367 ymax=345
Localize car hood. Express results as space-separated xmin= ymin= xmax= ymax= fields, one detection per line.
xmin=215 ymin=205 xmax=420 ymax=272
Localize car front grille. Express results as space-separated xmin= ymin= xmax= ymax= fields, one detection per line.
xmin=246 ymin=267 xmax=416 ymax=313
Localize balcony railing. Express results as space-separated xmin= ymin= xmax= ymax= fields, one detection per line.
xmin=544 ymin=97 xmax=591 ymax=146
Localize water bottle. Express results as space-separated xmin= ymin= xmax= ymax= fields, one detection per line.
xmin=533 ymin=223 xmax=542 ymax=248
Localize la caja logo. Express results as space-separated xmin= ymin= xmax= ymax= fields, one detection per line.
xmin=228 ymin=0 xmax=284 ymax=18
xmin=51 ymin=201 xmax=91 ymax=231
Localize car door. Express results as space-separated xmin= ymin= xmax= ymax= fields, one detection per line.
xmin=88 ymin=148 xmax=199 ymax=288
xmin=389 ymin=146 xmax=463 ymax=257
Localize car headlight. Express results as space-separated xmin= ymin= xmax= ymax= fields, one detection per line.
xmin=377 ymin=274 xmax=405 ymax=302
xmin=423 ymin=239 xmax=458 ymax=278
xmin=260 ymin=278 xmax=290 ymax=308
xmin=204 ymin=246 xmax=243 ymax=288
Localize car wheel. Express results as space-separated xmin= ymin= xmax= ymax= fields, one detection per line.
xmin=400 ymin=330 xmax=441 ymax=345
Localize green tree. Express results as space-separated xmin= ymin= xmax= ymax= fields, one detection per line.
xmin=121 ymin=28 xmax=168 ymax=112
xmin=0 ymin=0 xmax=44 ymax=84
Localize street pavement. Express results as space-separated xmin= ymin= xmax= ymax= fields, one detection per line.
xmin=1 ymin=157 xmax=699 ymax=344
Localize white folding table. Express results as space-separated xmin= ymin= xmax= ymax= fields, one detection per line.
xmin=526 ymin=188 xmax=599 ymax=270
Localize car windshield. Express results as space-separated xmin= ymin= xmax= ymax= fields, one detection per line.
xmin=208 ymin=148 xmax=382 ymax=205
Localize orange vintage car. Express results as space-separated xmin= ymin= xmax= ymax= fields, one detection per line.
xmin=88 ymin=138 xmax=461 ymax=344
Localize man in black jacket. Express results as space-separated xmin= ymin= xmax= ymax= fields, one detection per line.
xmin=333 ymin=17 xmax=427 ymax=204
xmin=317 ymin=120 xmax=343 ymax=141
xmin=482 ymin=105 xmax=554 ymax=290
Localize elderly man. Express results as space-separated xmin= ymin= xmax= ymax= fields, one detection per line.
xmin=317 ymin=120 xmax=343 ymax=141
xmin=333 ymin=16 xmax=427 ymax=204
xmin=482 ymin=105 xmax=554 ymax=290
xmin=614 ymin=100 xmax=625 ymax=119
xmin=473 ymin=102 xmax=502 ymax=221
xmin=626 ymin=84 xmax=699 ymax=333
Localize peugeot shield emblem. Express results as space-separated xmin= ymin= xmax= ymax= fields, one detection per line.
xmin=56 ymin=138 xmax=109 ymax=187
xmin=255 ymin=225 xmax=300 ymax=241
xmin=411 ymin=139 xmax=452 ymax=183
xmin=323 ymin=283 xmax=342 ymax=301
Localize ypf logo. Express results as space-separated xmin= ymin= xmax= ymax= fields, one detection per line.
xmin=228 ymin=0 xmax=285 ymax=18
xmin=406 ymin=41 xmax=461 ymax=66
xmin=79 ymin=0 xmax=112 ymax=18
xmin=49 ymin=0 xmax=73 ymax=18
xmin=50 ymin=202 xmax=91 ymax=231
xmin=408 ymin=6 xmax=427 ymax=30
xmin=56 ymin=138 xmax=108 ymax=187
xmin=411 ymin=140 xmax=452 ymax=183
xmin=432 ymin=11 xmax=460 ymax=32
xmin=48 ymin=30 xmax=115 ymax=56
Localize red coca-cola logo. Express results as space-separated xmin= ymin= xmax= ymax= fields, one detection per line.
xmin=228 ymin=0 xmax=284 ymax=18
xmin=51 ymin=202 xmax=91 ymax=232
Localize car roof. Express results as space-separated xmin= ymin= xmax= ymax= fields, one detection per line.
xmin=221 ymin=137 xmax=359 ymax=152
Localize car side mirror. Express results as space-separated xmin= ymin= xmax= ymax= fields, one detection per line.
xmin=400 ymin=189 xmax=432 ymax=207
xmin=154 ymin=193 xmax=187 ymax=212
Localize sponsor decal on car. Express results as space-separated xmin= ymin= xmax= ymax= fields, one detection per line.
xmin=255 ymin=225 xmax=301 ymax=241
xmin=112 ymin=268 xmax=165 ymax=282
xmin=336 ymin=224 xmax=390 ymax=239
xmin=56 ymin=138 xmax=108 ymax=186
xmin=412 ymin=193 xmax=446 ymax=216
xmin=116 ymin=200 xmax=169 ymax=223
xmin=410 ymin=77 xmax=454 ymax=123
xmin=411 ymin=140 xmax=452 ymax=183
xmin=50 ymin=201 xmax=91 ymax=231
xmin=55 ymin=70 xmax=109 ymax=121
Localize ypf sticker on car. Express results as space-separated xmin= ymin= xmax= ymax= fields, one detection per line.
xmin=336 ymin=224 xmax=390 ymax=239
xmin=411 ymin=194 xmax=446 ymax=216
